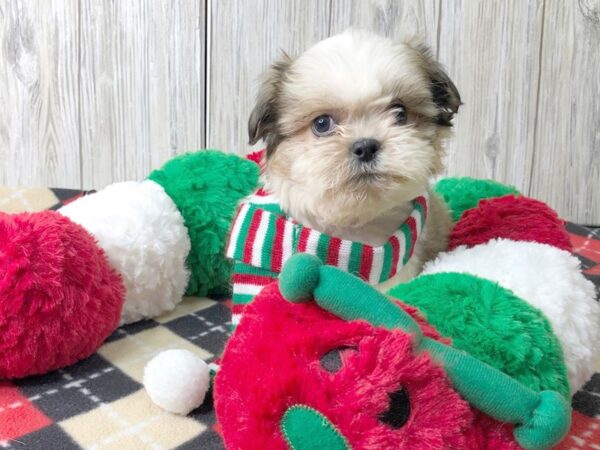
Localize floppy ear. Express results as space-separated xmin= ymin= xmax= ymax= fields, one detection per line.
xmin=408 ymin=41 xmax=461 ymax=126
xmin=248 ymin=52 xmax=294 ymax=147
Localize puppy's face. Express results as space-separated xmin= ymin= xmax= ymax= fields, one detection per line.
xmin=249 ymin=31 xmax=460 ymax=229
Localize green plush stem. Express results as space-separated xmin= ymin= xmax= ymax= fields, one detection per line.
xmin=422 ymin=338 xmax=539 ymax=422
xmin=279 ymin=254 xmax=571 ymax=450
xmin=280 ymin=254 xmax=422 ymax=339
xmin=421 ymin=339 xmax=571 ymax=450
xmin=281 ymin=405 xmax=351 ymax=450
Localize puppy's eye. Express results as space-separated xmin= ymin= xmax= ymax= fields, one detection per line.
xmin=391 ymin=103 xmax=407 ymax=125
xmin=312 ymin=114 xmax=335 ymax=137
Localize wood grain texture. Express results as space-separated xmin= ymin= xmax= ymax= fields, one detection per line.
xmin=0 ymin=1 xmax=598 ymax=222
xmin=529 ymin=0 xmax=600 ymax=225
xmin=0 ymin=0 xmax=81 ymax=188
xmin=329 ymin=0 xmax=439 ymax=47
xmin=207 ymin=0 xmax=331 ymax=154
xmin=79 ymin=0 xmax=205 ymax=189
xmin=438 ymin=0 xmax=545 ymax=195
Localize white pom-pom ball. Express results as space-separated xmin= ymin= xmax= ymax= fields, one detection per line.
xmin=144 ymin=349 xmax=210 ymax=415
xmin=423 ymin=238 xmax=600 ymax=393
xmin=59 ymin=180 xmax=191 ymax=324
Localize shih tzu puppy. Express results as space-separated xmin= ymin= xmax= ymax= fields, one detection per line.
xmin=244 ymin=30 xmax=460 ymax=289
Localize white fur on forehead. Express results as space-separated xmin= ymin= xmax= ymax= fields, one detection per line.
xmin=280 ymin=31 xmax=434 ymax=115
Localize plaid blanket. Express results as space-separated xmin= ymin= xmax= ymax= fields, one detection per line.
xmin=1 ymin=187 xmax=599 ymax=450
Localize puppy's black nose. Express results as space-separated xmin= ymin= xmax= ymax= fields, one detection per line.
xmin=351 ymin=138 xmax=380 ymax=163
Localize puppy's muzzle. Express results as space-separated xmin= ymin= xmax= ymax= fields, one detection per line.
xmin=351 ymin=138 xmax=380 ymax=163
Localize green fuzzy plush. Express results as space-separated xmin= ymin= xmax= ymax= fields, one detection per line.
xmin=434 ymin=177 xmax=520 ymax=221
xmin=148 ymin=150 xmax=260 ymax=296
xmin=388 ymin=272 xmax=570 ymax=398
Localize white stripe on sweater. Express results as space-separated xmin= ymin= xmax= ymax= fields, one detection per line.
xmin=247 ymin=193 xmax=279 ymax=205
xmin=337 ymin=240 xmax=352 ymax=272
xmin=413 ymin=192 xmax=428 ymax=231
xmin=251 ymin=211 xmax=271 ymax=267
xmin=413 ymin=209 xmax=422 ymax=233
xmin=226 ymin=203 xmax=250 ymax=258
xmin=306 ymin=229 xmax=320 ymax=254
xmin=233 ymin=283 xmax=265 ymax=296
xmin=369 ymin=247 xmax=385 ymax=284
xmin=282 ymin=219 xmax=294 ymax=266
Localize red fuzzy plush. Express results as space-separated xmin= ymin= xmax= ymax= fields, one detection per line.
xmin=215 ymin=283 xmax=518 ymax=450
xmin=0 ymin=211 xmax=125 ymax=378
xmin=449 ymin=195 xmax=572 ymax=251
xmin=245 ymin=149 xmax=265 ymax=166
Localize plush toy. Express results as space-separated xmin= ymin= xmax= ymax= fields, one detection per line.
xmin=212 ymin=184 xmax=600 ymax=450
xmin=215 ymin=254 xmax=572 ymax=450
xmin=144 ymin=349 xmax=211 ymax=414
xmin=0 ymin=211 xmax=125 ymax=378
xmin=398 ymin=189 xmax=600 ymax=394
xmin=1 ymin=146 xmax=598 ymax=450
xmin=0 ymin=150 xmax=259 ymax=378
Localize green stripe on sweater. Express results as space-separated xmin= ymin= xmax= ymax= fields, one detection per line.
xmin=380 ymin=243 xmax=393 ymax=282
xmin=347 ymin=242 xmax=362 ymax=276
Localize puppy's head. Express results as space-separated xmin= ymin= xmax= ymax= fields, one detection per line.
xmin=249 ymin=31 xmax=460 ymax=229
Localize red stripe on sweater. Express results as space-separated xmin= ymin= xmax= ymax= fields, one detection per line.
xmin=271 ymin=217 xmax=286 ymax=272
xmin=246 ymin=149 xmax=265 ymax=166
xmin=243 ymin=209 xmax=264 ymax=263
xmin=359 ymin=245 xmax=374 ymax=281
xmin=327 ymin=237 xmax=342 ymax=265
xmin=225 ymin=206 xmax=243 ymax=255
xmin=406 ymin=216 xmax=417 ymax=258
xmin=232 ymin=273 xmax=276 ymax=286
xmin=389 ymin=236 xmax=400 ymax=278
xmin=298 ymin=227 xmax=311 ymax=252
xmin=232 ymin=304 xmax=246 ymax=314
xmin=255 ymin=188 xmax=269 ymax=196
xmin=415 ymin=195 xmax=428 ymax=219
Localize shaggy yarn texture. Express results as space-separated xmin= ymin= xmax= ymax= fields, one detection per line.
xmin=449 ymin=194 xmax=572 ymax=251
xmin=215 ymin=283 xmax=518 ymax=450
xmin=423 ymin=239 xmax=600 ymax=393
xmin=59 ymin=180 xmax=191 ymax=324
xmin=434 ymin=177 xmax=520 ymax=222
xmin=148 ymin=150 xmax=260 ymax=296
xmin=0 ymin=211 xmax=124 ymax=379
xmin=388 ymin=272 xmax=570 ymax=398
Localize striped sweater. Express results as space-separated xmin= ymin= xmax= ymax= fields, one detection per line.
xmin=226 ymin=188 xmax=428 ymax=327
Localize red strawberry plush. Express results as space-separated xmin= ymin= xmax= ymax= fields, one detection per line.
xmin=215 ymin=254 xmax=570 ymax=450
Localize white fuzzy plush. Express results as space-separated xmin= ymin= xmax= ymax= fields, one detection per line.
xmin=143 ymin=349 xmax=210 ymax=415
xmin=59 ymin=180 xmax=191 ymax=324
xmin=423 ymin=238 xmax=600 ymax=394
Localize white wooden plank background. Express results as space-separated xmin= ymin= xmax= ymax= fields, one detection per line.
xmin=0 ymin=0 xmax=599 ymax=223
xmin=529 ymin=0 xmax=600 ymax=225
xmin=0 ymin=0 xmax=81 ymax=188
xmin=328 ymin=0 xmax=440 ymax=42
xmin=438 ymin=0 xmax=544 ymax=193
xmin=0 ymin=0 xmax=205 ymax=190
xmin=79 ymin=0 xmax=205 ymax=189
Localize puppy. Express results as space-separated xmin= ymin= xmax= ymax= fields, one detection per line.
xmin=246 ymin=30 xmax=460 ymax=289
